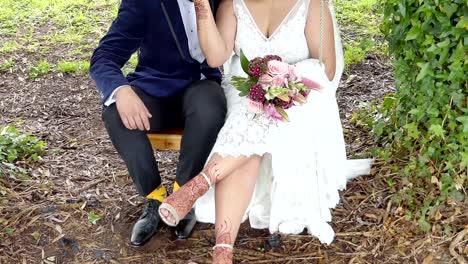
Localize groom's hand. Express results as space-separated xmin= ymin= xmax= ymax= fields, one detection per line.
xmin=115 ymin=86 xmax=152 ymax=131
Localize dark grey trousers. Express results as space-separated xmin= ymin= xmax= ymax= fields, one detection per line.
xmin=102 ymin=80 xmax=227 ymax=196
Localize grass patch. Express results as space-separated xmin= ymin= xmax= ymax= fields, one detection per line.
xmin=0 ymin=58 xmax=15 ymax=73
xmin=122 ymin=53 xmax=138 ymax=76
xmin=0 ymin=0 xmax=119 ymax=60
xmin=56 ymin=60 xmax=90 ymax=75
xmin=335 ymin=0 xmax=387 ymax=68
xmin=0 ymin=40 xmax=19 ymax=53
xmin=29 ymin=60 xmax=51 ymax=80
xmin=344 ymin=44 xmax=366 ymax=67
xmin=335 ymin=0 xmax=382 ymax=37
xmin=48 ymin=31 xmax=84 ymax=45
xmin=344 ymin=38 xmax=377 ymax=67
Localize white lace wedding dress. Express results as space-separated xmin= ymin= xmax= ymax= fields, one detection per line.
xmin=195 ymin=0 xmax=373 ymax=244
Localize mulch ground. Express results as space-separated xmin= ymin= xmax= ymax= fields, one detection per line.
xmin=0 ymin=50 xmax=466 ymax=264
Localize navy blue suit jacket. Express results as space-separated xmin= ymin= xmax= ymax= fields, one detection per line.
xmin=90 ymin=0 xmax=221 ymax=103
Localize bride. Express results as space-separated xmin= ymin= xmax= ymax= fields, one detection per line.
xmin=159 ymin=0 xmax=373 ymax=262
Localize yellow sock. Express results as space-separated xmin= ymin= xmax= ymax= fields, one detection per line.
xmin=173 ymin=181 xmax=180 ymax=193
xmin=146 ymin=185 xmax=167 ymax=202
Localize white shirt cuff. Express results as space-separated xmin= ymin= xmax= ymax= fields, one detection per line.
xmin=104 ymin=85 xmax=127 ymax=106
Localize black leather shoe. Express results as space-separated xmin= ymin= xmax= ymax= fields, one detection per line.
xmin=130 ymin=200 xmax=161 ymax=247
xmin=174 ymin=208 xmax=197 ymax=239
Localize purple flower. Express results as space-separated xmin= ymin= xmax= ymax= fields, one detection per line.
xmin=248 ymin=84 xmax=266 ymax=102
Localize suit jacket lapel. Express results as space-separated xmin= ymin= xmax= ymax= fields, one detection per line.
xmin=160 ymin=0 xmax=192 ymax=62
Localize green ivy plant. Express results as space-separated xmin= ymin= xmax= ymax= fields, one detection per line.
xmin=0 ymin=125 xmax=47 ymax=178
xmin=366 ymin=0 xmax=467 ymax=231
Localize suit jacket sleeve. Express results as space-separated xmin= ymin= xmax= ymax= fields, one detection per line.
xmin=90 ymin=0 xmax=147 ymax=103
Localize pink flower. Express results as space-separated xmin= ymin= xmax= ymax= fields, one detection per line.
xmin=259 ymin=74 xmax=273 ymax=85
xmin=302 ymin=77 xmax=322 ymax=90
xmin=288 ymin=65 xmax=299 ymax=81
xmin=264 ymin=103 xmax=284 ymax=121
xmin=272 ymin=74 xmax=286 ymax=87
xmin=293 ymin=93 xmax=307 ymax=104
xmin=247 ymin=99 xmax=264 ymax=114
xmin=267 ymin=60 xmax=289 ymax=78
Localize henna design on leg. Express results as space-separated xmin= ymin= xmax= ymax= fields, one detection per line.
xmin=159 ymin=163 xmax=223 ymax=226
xmin=216 ymin=219 xmax=232 ymax=245
xmin=213 ymin=219 xmax=234 ymax=264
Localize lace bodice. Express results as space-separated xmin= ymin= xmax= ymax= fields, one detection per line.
xmin=226 ymin=0 xmax=311 ymax=77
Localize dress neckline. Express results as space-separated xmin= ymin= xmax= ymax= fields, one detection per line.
xmin=239 ymin=0 xmax=303 ymax=41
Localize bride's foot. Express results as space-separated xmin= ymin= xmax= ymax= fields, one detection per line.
xmin=159 ymin=165 xmax=221 ymax=226
xmin=212 ymin=244 xmax=233 ymax=264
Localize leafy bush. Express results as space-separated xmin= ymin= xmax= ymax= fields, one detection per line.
xmin=0 ymin=125 xmax=47 ymax=178
xmin=366 ymin=0 xmax=467 ymax=230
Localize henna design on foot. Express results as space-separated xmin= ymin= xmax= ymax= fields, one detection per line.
xmin=212 ymin=247 xmax=233 ymax=264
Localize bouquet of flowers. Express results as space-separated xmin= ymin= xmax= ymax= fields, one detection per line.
xmin=231 ymin=51 xmax=322 ymax=122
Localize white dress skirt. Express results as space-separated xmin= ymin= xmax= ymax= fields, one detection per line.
xmin=195 ymin=0 xmax=373 ymax=244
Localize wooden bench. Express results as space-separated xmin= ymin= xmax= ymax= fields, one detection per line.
xmin=147 ymin=129 xmax=183 ymax=150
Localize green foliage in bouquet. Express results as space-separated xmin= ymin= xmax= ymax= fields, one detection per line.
xmin=363 ymin=0 xmax=467 ymax=231
xmin=0 ymin=125 xmax=47 ymax=178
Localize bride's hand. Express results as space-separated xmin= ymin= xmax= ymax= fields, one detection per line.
xmin=194 ymin=0 xmax=237 ymax=68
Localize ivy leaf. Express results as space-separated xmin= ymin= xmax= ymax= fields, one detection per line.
xmin=87 ymin=211 xmax=102 ymax=225
xmin=416 ymin=62 xmax=430 ymax=82
xmin=440 ymin=3 xmax=458 ymax=18
xmin=397 ymin=2 xmax=406 ymax=16
xmin=429 ymin=124 xmax=444 ymax=138
xmin=404 ymin=123 xmax=419 ymax=139
xmin=6 ymin=228 xmax=15 ymax=236
xmin=405 ymin=26 xmax=421 ymax=41
xmin=418 ymin=217 xmax=431 ymax=232
xmin=461 ymin=152 xmax=468 ymax=168
xmin=455 ymin=116 xmax=468 ymax=133
xmin=426 ymin=108 xmax=439 ymax=117
xmin=455 ymin=16 xmax=468 ymax=29
xmin=31 ymin=231 xmax=40 ymax=241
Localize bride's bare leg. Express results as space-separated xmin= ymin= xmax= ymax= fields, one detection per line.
xmin=212 ymin=156 xmax=262 ymax=264
xmin=159 ymin=154 xmax=251 ymax=226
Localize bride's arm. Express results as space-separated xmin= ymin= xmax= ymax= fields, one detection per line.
xmin=195 ymin=0 xmax=237 ymax=68
xmin=305 ymin=0 xmax=336 ymax=81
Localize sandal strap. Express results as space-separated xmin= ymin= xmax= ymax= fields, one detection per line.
xmin=200 ymin=172 xmax=212 ymax=189
xmin=213 ymin=244 xmax=233 ymax=250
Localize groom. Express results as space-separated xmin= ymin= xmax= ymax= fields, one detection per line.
xmin=90 ymin=0 xmax=225 ymax=246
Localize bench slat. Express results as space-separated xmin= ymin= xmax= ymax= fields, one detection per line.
xmin=147 ymin=129 xmax=183 ymax=150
